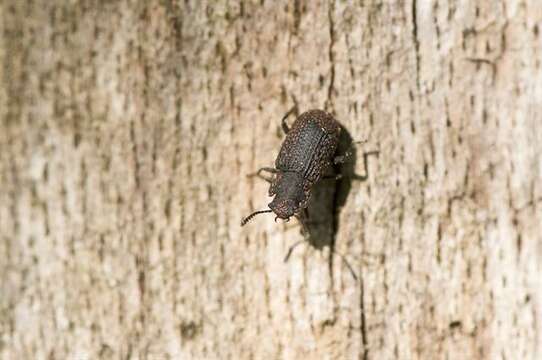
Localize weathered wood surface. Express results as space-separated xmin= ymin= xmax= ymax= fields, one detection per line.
xmin=1 ymin=1 xmax=541 ymax=359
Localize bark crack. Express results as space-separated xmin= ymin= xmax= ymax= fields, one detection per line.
xmin=411 ymin=0 xmax=421 ymax=92
xmin=360 ymin=275 xmax=369 ymax=360
xmin=326 ymin=1 xmax=336 ymax=112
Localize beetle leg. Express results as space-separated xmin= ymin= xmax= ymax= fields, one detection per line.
xmin=322 ymin=173 xmax=343 ymax=180
xmin=283 ymin=240 xmax=305 ymax=262
xmin=282 ymin=211 xmax=311 ymax=262
xmin=333 ymin=152 xmax=352 ymax=165
xmin=281 ymin=105 xmax=298 ymax=134
xmin=333 ymin=139 xmax=368 ymax=164
xmin=296 ymin=211 xmax=311 ymax=240
xmin=303 ymin=207 xmax=310 ymax=220
xmin=248 ymin=167 xmax=279 ymax=183
xmin=330 ymin=150 xmax=380 ymax=182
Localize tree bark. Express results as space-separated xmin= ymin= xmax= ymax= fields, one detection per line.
xmin=1 ymin=1 xmax=541 ymax=359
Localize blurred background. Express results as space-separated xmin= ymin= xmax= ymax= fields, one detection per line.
xmin=1 ymin=1 xmax=541 ymax=359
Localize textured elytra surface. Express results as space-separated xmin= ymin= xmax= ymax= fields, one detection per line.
xmin=276 ymin=109 xmax=340 ymax=183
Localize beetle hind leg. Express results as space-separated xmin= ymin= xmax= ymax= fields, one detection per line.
xmin=322 ymin=173 xmax=343 ymax=180
xmin=333 ymin=151 xmax=352 ymax=165
xmin=333 ymin=139 xmax=368 ymax=164
xmin=297 ymin=209 xmax=311 ymax=240
xmin=284 ymin=213 xmax=311 ymax=262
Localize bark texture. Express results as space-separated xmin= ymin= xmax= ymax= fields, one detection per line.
xmin=1 ymin=1 xmax=541 ymax=359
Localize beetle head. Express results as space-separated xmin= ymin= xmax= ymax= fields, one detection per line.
xmin=268 ymin=198 xmax=295 ymax=221
xmin=241 ymin=172 xmax=305 ymax=226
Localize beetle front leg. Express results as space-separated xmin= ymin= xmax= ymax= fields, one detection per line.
xmin=248 ymin=167 xmax=279 ymax=183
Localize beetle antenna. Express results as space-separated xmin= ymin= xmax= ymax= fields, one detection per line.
xmin=241 ymin=209 xmax=273 ymax=226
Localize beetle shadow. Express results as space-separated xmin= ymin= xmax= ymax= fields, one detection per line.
xmin=297 ymin=124 xmax=379 ymax=279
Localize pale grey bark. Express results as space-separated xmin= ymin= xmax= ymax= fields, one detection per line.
xmin=1 ymin=1 xmax=541 ymax=359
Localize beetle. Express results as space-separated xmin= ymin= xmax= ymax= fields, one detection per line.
xmin=241 ymin=107 xmax=350 ymax=234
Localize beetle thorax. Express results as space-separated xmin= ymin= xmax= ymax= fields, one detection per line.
xmin=269 ymin=172 xmax=306 ymax=220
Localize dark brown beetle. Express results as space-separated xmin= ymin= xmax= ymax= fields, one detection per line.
xmin=242 ymin=107 xmax=350 ymax=234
